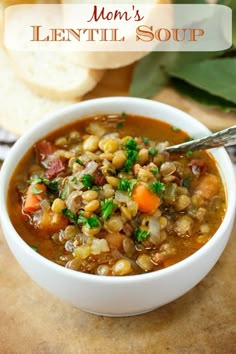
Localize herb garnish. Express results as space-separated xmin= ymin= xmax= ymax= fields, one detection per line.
xmin=31 ymin=245 xmax=39 ymax=252
xmin=134 ymin=229 xmax=150 ymax=242
xmin=186 ymin=150 xmax=194 ymax=157
xmin=118 ymin=179 xmax=137 ymax=195
xmin=60 ymin=183 xmax=70 ymax=200
xmin=75 ymin=158 xmax=85 ymax=166
xmin=101 ymin=198 xmax=117 ymax=221
xmin=172 ymin=126 xmax=180 ymax=132
xmin=142 ymin=137 xmax=150 ymax=145
xmin=122 ymin=138 xmax=139 ymax=172
xmin=148 ymin=147 xmax=158 ymax=157
xmin=116 ymin=122 xmax=124 ymax=129
xmin=82 ymin=174 xmax=94 ymax=189
xmin=121 ymin=112 xmax=127 ymax=120
xmin=62 ymin=208 xmax=78 ymax=224
xmin=28 ymin=176 xmax=59 ymax=195
xmin=182 ymin=176 xmax=193 ymax=188
xmin=124 ymin=138 xmax=137 ymax=150
xmin=149 ymin=181 xmax=165 ymax=197
xmin=63 ymin=209 xmax=101 ymax=229
xmin=151 ymin=167 xmax=159 ymax=175
xmin=86 ymin=215 xmax=100 ymax=229
xmin=31 ymin=186 xmax=44 ymax=195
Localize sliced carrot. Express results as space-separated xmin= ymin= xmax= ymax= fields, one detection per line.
xmin=38 ymin=210 xmax=68 ymax=233
xmin=194 ymin=174 xmax=219 ymax=200
xmin=132 ymin=183 xmax=161 ymax=214
xmin=24 ymin=184 xmax=47 ymax=213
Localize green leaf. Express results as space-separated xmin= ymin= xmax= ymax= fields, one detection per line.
xmin=31 ymin=245 xmax=39 ymax=252
xmin=75 ymin=158 xmax=85 ymax=166
xmin=77 ymin=214 xmax=88 ymax=225
xmin=118 ymin=179 xmax=137 ymax=195
xmin=124 ymin=138 xmax=137 ymax=150
xmin=151 ymin=167 xmax=159 ymax=176
xmin=28 ymin=176 xmax=59 ymax=195
xmin=134 ymin=229 xmax=150 ymax=242
xmin=141 ymin=137 xmax=150 ymax=145
xmin=31 ymin=186 xmax=43 ymax=195
xmin=82 ymin=174 xmax=94 ymax=189
xmin=149 ymin=181 xmax=166 ymax=198
xmin=129 ymin=52 xmax=169 ymax=98
xmin=173 ymin=78 xmax=236 ymax=112
xmin=182 ymin=176 xmax=193 ymax=188
xmin=86 ymin=215 xmax=100 ymax=229
xmin=170 ymin=58 xmax=236 ymax=104
xmin=47 ymin=180 xmax=59 ymax=195
xmin=101 ymin=198 xmax=117 ymax=221
xmin=60 ymin=183 xmax=70 ymax=200
xmin=148 ymin=147 xmax=158 ymax=157
xmin=62 ymin=208 xmax=78 ymax=224
xmin=129 ymin=50 xmax=224 ymax=100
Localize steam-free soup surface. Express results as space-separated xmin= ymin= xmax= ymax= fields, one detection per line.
xmin=8 ymin=114 xmax=226 ymax=276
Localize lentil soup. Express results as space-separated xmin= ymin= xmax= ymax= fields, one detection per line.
xmin=8 ymin=114 xmax=226 ymax=276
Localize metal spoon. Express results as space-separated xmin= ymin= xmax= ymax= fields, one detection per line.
xmin=166 ymin=125 xmax=236 ymax=153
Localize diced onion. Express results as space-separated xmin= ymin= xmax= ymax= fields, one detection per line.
xmin=115 ymin=191 xmax=130 ymax=204
xmin=66 ymin=191 xmax=82 ymax=212
xmin=80 ymin=161 xmax=98 ymax=176
xmin=40 ymin=199 xmax=51 ymax=212
xmin=148 ymin=217 xmax=161 ymax=244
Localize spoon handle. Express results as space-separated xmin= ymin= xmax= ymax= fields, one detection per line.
xmin=166 ymin=125 xmax=236 ymax=153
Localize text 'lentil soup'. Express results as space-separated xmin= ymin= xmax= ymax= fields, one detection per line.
xmin=8 ymin=114 xmax=226 ymax=276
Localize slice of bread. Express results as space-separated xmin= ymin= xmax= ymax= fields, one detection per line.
xmin=0 ymin=47 xmax=78 ymax=136
xmin=4 ymin=1 xmax=104 ymax=100
xmin=8 ymin=51 xmax=105 ymax=100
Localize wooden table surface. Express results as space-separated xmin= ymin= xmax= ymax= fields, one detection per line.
xmin=1 ymin=66 xmax=236 ymax=354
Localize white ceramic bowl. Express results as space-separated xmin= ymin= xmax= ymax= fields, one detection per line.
xmin=0 ymin=97 xmax=235 ymax=317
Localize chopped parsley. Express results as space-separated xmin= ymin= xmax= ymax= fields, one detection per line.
xmin=31 ymin=186 xmax=44 ymax=195
xmin=28 ymin=176 xmax=59 ymax=195
xmin=184 ymin=137 xmax=194 ymax=142
xmin=122 ymin=150 xmax=139 ymax=172
xmin=75 ymin=158 xmax=85 ymax=166
xmin=77 ymin=212 xmax=88 ymax=225
xmin=121 ymin=112 xmax=127 ymax=120
xmin=148 ymin=147 xmax=158 ymax=157
xmin=116 ymin=122 xmax=124 ymax=129
xmin=172 ymin=126 xmax=180 ymax=132
xmin=186 ymin=150 xmax=194 ymax=157
xmin=118 ymin=179 xmax=137 ymax=195
xmin=60 ymin=183 xmax=70 ymax=200
xmin=31 ymin=245 xmax=39 ymax=252
xmin=101 ymin=198 xmax=117 ymax=221
xmin=86 ymin=215 xmax=100 ymax=229
xmin=124 ymin=138 xmax=137 ymax=150
xmin=151 ymin=167 xmax=159 ymax=175
xmin=71 ymin=176 xmax=78 ymax=183
xmin=62 ymin=208 xmax=78 ymax=224
xmin=118 ymin=179 xmax=130 ymax=191
xmin=182 ymin=176 xmax=193 ymax=188
xmin=122 ymin=139 xmax=139 ymax=172
xmin=63 ymin=209 xmax=101 ymax=229
xmin=82 ymin=174 xmax=94 ymax=189
xmin=142 ymin=137 xmax=150 ymax=145
xmin=134 ymin=229 xmax=150 ymax=242
xmin=149 ymin=181 xmax=165 ymax=197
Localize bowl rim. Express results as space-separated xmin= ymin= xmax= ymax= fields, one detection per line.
xmin=0 ymin=96 xmax=235 ymax=284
